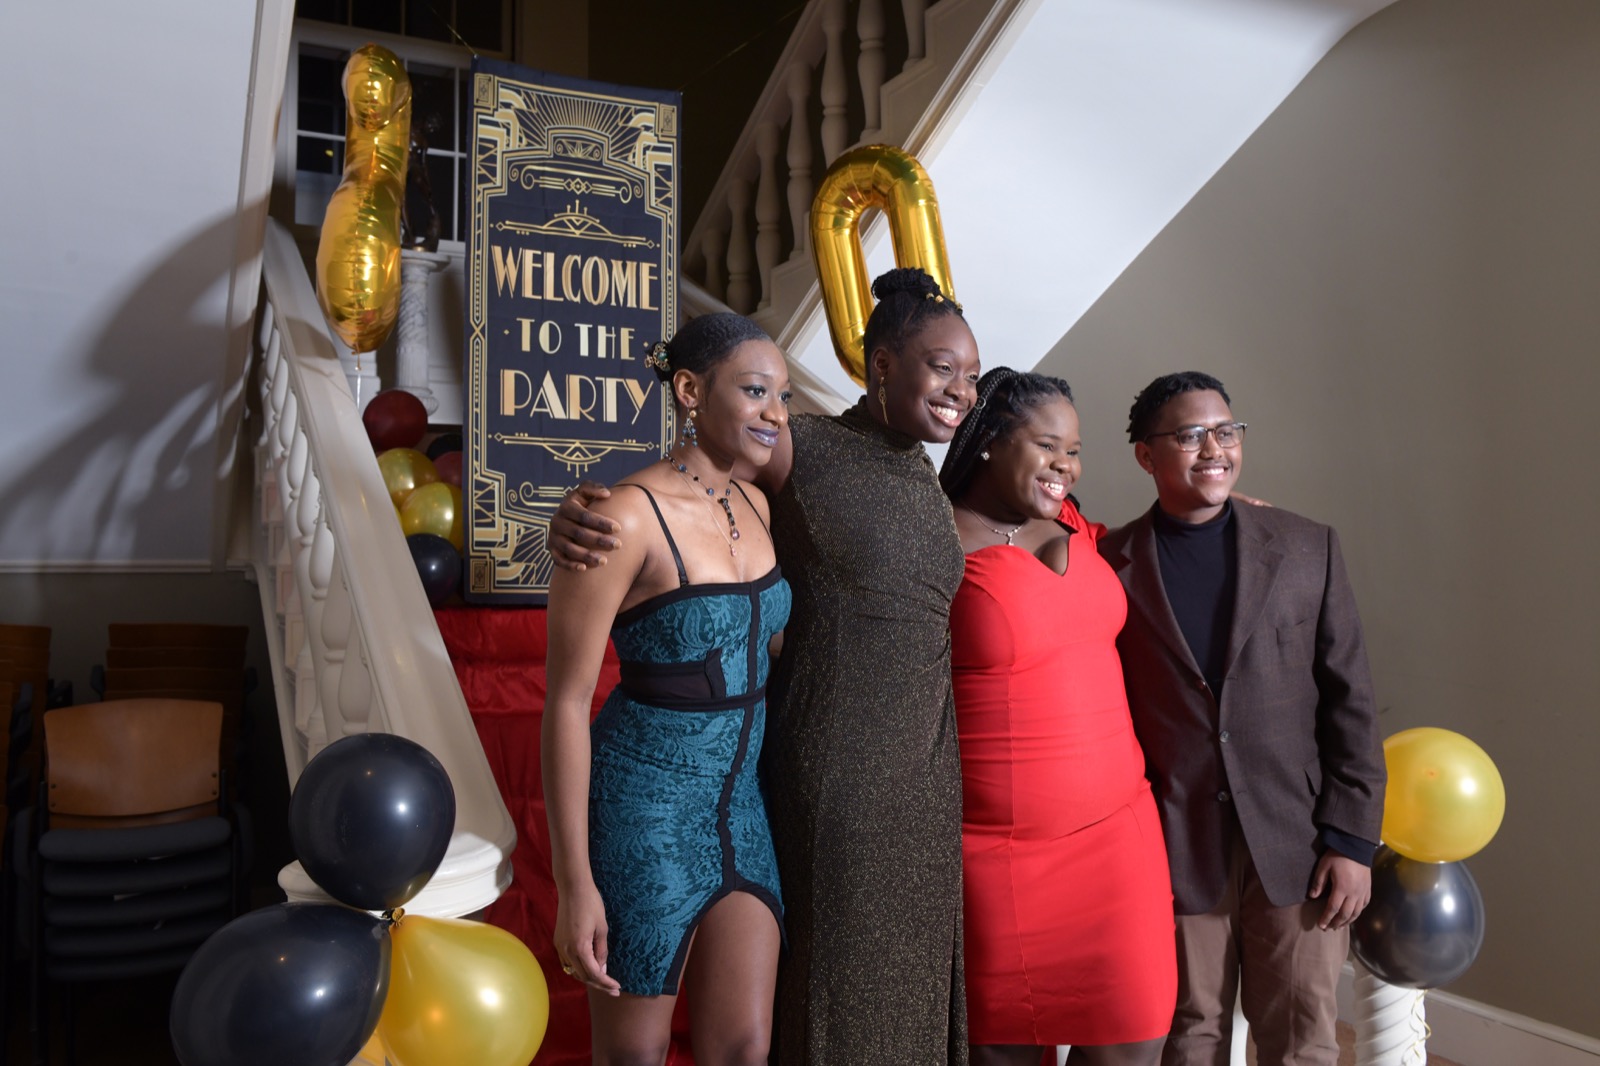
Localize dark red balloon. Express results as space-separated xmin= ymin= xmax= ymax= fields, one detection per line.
xmin=433 ymin=450 xmax=462 ymax=488
xmin=362 ymin=390 xmax=428 ymax=452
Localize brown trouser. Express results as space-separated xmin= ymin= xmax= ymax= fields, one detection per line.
xmin=1162 ymin=825 xmax=1345 ymax=1066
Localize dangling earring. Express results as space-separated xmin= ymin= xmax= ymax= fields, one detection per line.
xmin=877 ymin=384 xmax=889 ymax=420
xmin=683 ymin=407 xmax=699 ymax=447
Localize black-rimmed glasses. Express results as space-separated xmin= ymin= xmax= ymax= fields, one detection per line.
xmin=1145 ymin=422 xmax=1247 ymax=450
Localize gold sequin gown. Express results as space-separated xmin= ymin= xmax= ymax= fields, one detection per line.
xmin=764 ymin=400 xmax=968 ymax=1065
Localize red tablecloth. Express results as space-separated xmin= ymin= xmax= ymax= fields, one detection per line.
xmin=435 ymin=606 xmax=694 ymax=1065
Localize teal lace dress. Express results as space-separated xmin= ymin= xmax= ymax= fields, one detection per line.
xmin=587 ymin=486 xmax=792 ymax=995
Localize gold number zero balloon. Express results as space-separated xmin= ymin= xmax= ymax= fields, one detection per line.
xmin=810 ymin=144 xmax=956 ymax=386
xmin=315 ymin=44 xmax=412 ymax=354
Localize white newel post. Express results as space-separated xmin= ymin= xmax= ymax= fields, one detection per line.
xmin=1354 ymin=963 xmax=1429 ymax=1066
xmin=395 ymin=248 xmax=451 ymax=415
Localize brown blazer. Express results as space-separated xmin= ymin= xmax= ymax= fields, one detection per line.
xmin=1099 ymin=503 xmax=1385 ymax=914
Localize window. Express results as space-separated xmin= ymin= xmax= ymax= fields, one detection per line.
xmin=284 ymin=2 xmax=512 ymax=245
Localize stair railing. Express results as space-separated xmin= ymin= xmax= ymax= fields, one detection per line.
xmin=251 ymin=216 xmax=515 ymax=918
xmin=683 ymin=0 xmax=1019 ymax=339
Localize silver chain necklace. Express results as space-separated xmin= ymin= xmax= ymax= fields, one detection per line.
xmin=961 ymin=505 xmax=1025 ymax=546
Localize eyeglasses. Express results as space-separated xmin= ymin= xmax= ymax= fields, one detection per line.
xmin=1145 ymin=422 xmax=1247 ymax=450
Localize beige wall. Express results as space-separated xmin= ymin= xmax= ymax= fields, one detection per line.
xmin=1038 ymin=0 xmax=1600 ymax=1039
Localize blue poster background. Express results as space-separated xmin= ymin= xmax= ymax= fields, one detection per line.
xmin=465 ymin=58 xmax=679 ymax=603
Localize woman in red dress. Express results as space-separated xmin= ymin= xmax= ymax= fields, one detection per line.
xmin=940 ymin=369 xmax=1176 ymax=1066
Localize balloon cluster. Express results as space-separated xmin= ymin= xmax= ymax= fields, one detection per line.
xmin=170 ymin=733 xmax=548 ymax=1066
xmin=1353 ymin=727 xmax=1505 ymax=989
xmin=363 ymin=389 xmax=465 ymax=607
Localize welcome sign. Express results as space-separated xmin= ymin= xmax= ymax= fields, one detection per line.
xmin=465 ymin=58 xmax=679 ymax=603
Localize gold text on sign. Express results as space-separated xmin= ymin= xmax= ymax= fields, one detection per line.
xmin=490 ymin=245 xmax=660 ymax=310
xmin=499 ymin=370 xmax=654 ymax=424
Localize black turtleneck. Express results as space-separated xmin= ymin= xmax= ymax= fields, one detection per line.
xmin=1153 ymin=501 xmax=1236 ymax=697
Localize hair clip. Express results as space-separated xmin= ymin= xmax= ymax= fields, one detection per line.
xmin=645 ymin=340 xmax=671 ymax=371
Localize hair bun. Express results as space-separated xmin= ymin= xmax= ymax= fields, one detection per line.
xmin=871 ymin=266 xmax=941 ymax=302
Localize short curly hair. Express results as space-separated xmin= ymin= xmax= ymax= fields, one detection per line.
xmin=1126 ymin=371 xmax=1231 ymax=443
xmin=646 ymin=312 xmax=771 ymax=384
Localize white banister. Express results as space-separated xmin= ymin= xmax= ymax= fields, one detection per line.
xmin=858 ymin=0 xmax=887 ymax=138
xmin=755 ymin=121 xmax=784 ymax=309
xmin=785 ymin=61 xmax=815 ymax=260
xmin=726 ymin=177 xmax=756 ymax=314
xmin=681 ymin=0 xmax=1013 ymax=343
xmin=820 ymin=0 xmax=851 ymax=164
xmin=251 ymin=216 xmax=515 ymax=919
xmin=903 ymin=0 xmax=929 ymax=66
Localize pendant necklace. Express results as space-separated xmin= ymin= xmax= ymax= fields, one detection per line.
xmin=671 ymin=458 xmax=741 ymax=555
xmin=961 ymin=504 xmax=1025 ymax=546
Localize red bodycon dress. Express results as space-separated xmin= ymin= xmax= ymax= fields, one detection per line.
xmin=950 ymin=500 xmax=1176 ymax=1046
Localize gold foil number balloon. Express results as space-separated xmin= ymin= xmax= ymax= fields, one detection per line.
xmin=810 ymin=144 xmax=956 ymax=386
xmin=316 ymin=44 xmax=412 ymax=354
xmin=377 ymin=914 xmax=549 ymax=1066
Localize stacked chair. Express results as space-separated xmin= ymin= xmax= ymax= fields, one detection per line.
xmin=20 ymin=698 xmax=244 ymax=1065
xmin=0 ymin=625 xmax=51 ymax=819
xmin=94 ymin=624 xmax=252 ymax=802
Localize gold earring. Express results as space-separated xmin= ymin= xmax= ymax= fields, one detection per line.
xmin=878 ymin=383 xmax=889 ymax=420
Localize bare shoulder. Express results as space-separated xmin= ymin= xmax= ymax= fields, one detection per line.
xmin=588 ymin=480 xmax=655 ymax=532
xmin=737 ymin=479 xmax=772 ymax=525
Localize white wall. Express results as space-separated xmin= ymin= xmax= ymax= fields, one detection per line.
xmin=1041 ymin=0 xmax=1600 ymax=1039
xmin=0 ymin=2 xmax=268 ymax=567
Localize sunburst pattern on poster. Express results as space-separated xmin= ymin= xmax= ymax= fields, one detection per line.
xmin=465 ymin=59 xmax=679 ymax=603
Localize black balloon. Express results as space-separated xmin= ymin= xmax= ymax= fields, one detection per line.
xmin=407 ymin=532 xmax=461 ymax=607
xmin=425 ymin=431 xmax=463 ymax=460
xmin=1353 ymin=846 xmax=1485 ymax=989
xmin=171 ymin=903 xmax=390 ymax=1066
xmin=289 ymin=733 xmax=456 ymax=911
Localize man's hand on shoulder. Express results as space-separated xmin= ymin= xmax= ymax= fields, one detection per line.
xmin=1309 ymin=851 xmax=1372 ymax=931
xmin=550 ymin=481 xmax=623 ymax=571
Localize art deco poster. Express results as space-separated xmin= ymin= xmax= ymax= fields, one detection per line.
xmin=464 ymin=58 xmax=679 ymax=603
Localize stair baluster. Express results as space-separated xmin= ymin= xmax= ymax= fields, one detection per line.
xmin=755 ymin=121 xmax=784 ymax=309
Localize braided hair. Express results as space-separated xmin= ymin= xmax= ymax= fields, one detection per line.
xmin=862 ymin=267 xmax=966 ymax=388
xmin=646 ymin=311 xmax=772 ymax=388
xmin=1125 ymin=371 xmax=1230 ymax=442
xmin=939 ymin=368 xmax=1075 ymax=499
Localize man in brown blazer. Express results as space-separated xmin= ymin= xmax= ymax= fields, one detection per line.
xmin=1098 ymin=372 xmax=1386 ymax=1066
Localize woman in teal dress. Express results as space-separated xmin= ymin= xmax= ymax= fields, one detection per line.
xmin=544 ymin=312 xmax=793 ymax=1064
xmin=553 ymin=269 xmax=982 ymax=1065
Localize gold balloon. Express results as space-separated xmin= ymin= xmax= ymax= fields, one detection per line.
xmin=316 ymin=44 xmax=411 ymax=353
xmin=377 ymin=914 xmax=549 ymax=1066
xmin=1382 ymin=727 xmax=1506 ymax=863
xmin=400 ymin=482 xmax=463 ymax=549
xmin=378 ymin=448 xmax=439 ymax=509
xmin=810 ymin=144 xmax=957 ymax=386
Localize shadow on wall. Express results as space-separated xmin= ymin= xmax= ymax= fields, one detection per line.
xmin=0 ymin=208 xmax=261 ymax=568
